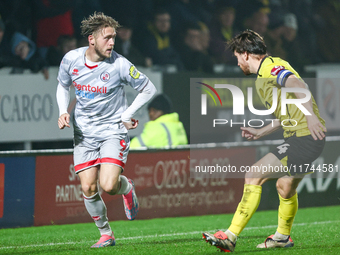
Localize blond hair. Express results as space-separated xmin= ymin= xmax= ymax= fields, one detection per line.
xmin=81 ymin=12 xmax=120 ymax=37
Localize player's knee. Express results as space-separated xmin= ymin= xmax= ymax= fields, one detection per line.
xmin=101 ymin=181 xmax=119 ymax=195
xmin=245 ymin=177 xmax=261 ymax=185
xmin=245 ymin=172 xmax=269 ymax=186
xmin=276 ymin=180 xmax=295 ymax=198
xmin=276 ymin=180 xmax=282 ymax=191
xmin=81 ymin=182 xmax=98 ymax=196
xmin=245 ymin=172 xmax=260 ymax=185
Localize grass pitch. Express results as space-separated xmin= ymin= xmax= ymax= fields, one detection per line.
xmin=0 ymin=205 xmax=339 ymax=254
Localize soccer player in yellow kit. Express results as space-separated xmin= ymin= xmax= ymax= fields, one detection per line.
xmin=202 ymin=30 xmax=327 ymax=252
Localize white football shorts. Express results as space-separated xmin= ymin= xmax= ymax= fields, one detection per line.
xmin=73 ymin=133 xmax=130 ymax=173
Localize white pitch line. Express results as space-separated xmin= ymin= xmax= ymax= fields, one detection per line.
xmin=1 ymin=220 xmax=339 ymax=250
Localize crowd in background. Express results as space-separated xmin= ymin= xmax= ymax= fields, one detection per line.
xmin=0 ymin=0 xmax=339 ymax=79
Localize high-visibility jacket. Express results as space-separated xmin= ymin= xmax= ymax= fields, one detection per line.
xmin=130 ymin=112 xmax=188 ymax=148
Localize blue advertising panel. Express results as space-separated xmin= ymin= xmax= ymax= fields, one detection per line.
xmin=0 ymin=157 xmax=35 ymax=228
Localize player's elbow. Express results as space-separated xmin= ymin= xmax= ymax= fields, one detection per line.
xmin=142 ymin=81 xmax=157 ymax=96
xmin=148 ymin=83 xmax=157 ymax=96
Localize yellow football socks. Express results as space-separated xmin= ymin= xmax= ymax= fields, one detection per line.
xmin=228 ymin=184 xmax=262 ymax=236
xmin=277 ymin=193 xmax=298 ymax=235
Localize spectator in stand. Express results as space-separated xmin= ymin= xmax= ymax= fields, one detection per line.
xmin=200 ymin=23 xmax=210 ymax=52
xmin=0 ymin=17 xmax=19 ymax=68
xmin=236 ymin=0 xmax=269 ymax=36
xmin=100 ymin=0 xmax=140 ymax=33
xmin=289 ymin=0 xmax=322 ymax=65
xmin=0 ymin=0 xmax=33 ymax=36
xmin=243 ymin=10 xmax=269 ymax=37
xmin=265 ymin=13 xmax=304 ymax=71
xmin=46 ymin=35 xmax=77 ymax=66
xmin=178 ymin=22 xmax=214 ymax=73
xmin=0 ymin=17 xmax=5 ymax=47
xmin=141 ymin=8 xmax=183 ymax=70
xmin=0 ymin=18 xmax=49 ymax=79
xmin=130 ymin=94 xmax=188 ymax=148
xmin=165 ymin=0 xmax=211 ymax=39
xmin=72 ymin=0 xmax=103 ymax=40
xmin=115 ymin=21 xmax=152 ymax=67
xmin=77 ymin=37 xmax=89 ymax=48
xmin=208 ymin=2 xmax=238 ymax=64
xmin=32 ymin=0 xmax=75 ymax=58
xmin=314 ymin=0 xmax=340 ymax=63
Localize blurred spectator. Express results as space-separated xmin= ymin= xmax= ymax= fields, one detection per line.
xmin=265 ymin=13 xmax=296 ymax=58
xmin=100 ymin=0 xmax=140 ymax=32
xmin=165 ymin=0 xmax=211 ymax=37
xmin=314 ymin=0 xmax=340 ymax=63
xmin=265 ymin=13 xmax=304 ymax=71
xmin=0 ymin=20 xmax=49 ymax=79
xmin=236 ymin=0 xmax=269 ymax=36
xmin=0 ymin=0 xmax=33 ymax=36
xmin=257 ymin=0 xmax=271 ymax=14
xmin=72 ymin=0 xmax=103 ymax=39
xmin=46 ymin=35 xmax=77 ymax=66
xmin=115 ymin=22 xmax=152 ymax=67
xmin=0 ymin=18 xmax=20 ymax=69
xmin=32 ymin=0 xmax=75 ymax=49
xmin=178 ymin=22 xmax=214 ymax=73
xmin=244 ymin=10 xmax=269 ymax=36
xmin=289 ymin=0 xmax=322 ymax=65
xmin=130 ymin=94 xmax=188 ymax=148
xmin=0 ymin=18 xmax=4 ymax=45
xmin=281 ymin=14 xmax=298 ymax=42
xmin=208 ymin=3 xmax=238 ymax=64
xmin=200 ymin=22 xmax=210 ymax=52
xmin=141 ymin=8 xmax=183 ymax=70
xmin=77 ymin=37 xmax=89 ymax=48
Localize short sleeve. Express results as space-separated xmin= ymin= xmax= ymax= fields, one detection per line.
xmin=119 ymin=57 xmax=149 ymax=92
xmin=57 ymin=56 xmax=73 ymax=88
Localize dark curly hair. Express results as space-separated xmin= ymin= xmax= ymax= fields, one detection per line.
xmin=227 ymin=29 xmax=267 ymax=55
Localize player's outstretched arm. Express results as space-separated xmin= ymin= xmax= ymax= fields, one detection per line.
xmin=121 ymin=81 xmax=157 ymax=129
xmin=56 ymin=83 xmax=70 ymax=130
xmin=285 ymin=76 xmax=327 ymax=140
xmin=241 ymin=120 xmax=281 ymax=140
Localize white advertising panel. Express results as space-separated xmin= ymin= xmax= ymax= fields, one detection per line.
xmin=315 ymin=65 xmax=340 ymax=131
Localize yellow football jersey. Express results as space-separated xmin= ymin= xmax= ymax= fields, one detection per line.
xmin=256 ymin=56 xmax=325 ymax=138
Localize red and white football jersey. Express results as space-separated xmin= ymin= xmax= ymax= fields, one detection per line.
xmin=57 ymin=47 xmax=149 ymax=141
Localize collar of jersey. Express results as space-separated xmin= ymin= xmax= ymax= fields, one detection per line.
xmin=84 ymin=63 xmax=98 ymax=69
xmin=83 ymin=47 xmax=103 ymax=69
xmin=257 ymin=55 xmax=273 ymax=77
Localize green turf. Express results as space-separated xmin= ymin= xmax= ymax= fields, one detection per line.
xmin=0 ymin=205 xmax=339 ymax=254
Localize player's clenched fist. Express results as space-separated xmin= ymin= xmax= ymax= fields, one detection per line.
xmin=240 ymin=127 xmax=261 ymax=141
xmin=58 ymin=113 xmax=70 ymax=129
xmin=123 ymin=118 xmax=139 ymax=130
